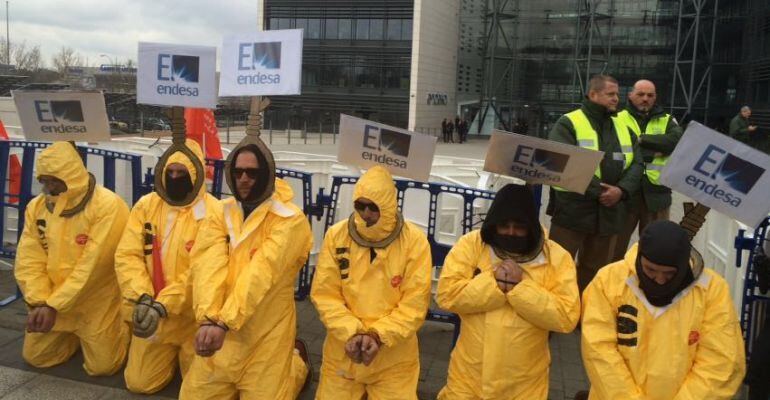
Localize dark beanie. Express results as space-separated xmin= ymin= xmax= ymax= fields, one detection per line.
xmin=638 ymin=220 xmax=691 ymax=270
xmin=480 ymin=184 xmax=542 ymax=247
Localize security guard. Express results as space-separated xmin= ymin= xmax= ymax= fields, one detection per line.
xmin=613 ymin=79 xmax=683 ymax=260
xmin=115 ymin=140 xmax=218 ymax=393
xmin=15 ymin=141 xmax=130 ymax=375
xmin=311 ymin=166 xmax=432 ymax=400
xmin=581 ymin=221 xmax=745 ymax=399
xmin=548 ymin=74 xmax=643 ymax=292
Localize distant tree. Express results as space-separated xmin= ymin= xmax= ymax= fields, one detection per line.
xmin=51 ymin=46 xmax=83 ymax=75
xmin=0 ymin=37 xmax=43 ymax=71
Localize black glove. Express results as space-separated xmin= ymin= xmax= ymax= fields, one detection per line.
xmin=132 ymin=294 xmax=167 ymax=338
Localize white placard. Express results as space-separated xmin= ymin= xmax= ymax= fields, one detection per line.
xmin=338 ymin=115 xmax=438 ymax=182
xmin=137 ymin=42 xmax=217 ymax=108
xmin=219 ymin=30 xmax=303 ymax=96
xmin=483 ymin=130 xmax=604 ymax=194
xmin=660 ymin=122 xmax=770 ymax=227
xmin=12 ymin=90 xmax=110 ymax=142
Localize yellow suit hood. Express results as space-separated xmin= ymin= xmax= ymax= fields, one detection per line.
xmin=352 ymin=166 xmax=399 ymax=242
xmin=36 ymin=141 xmax=94 ymax=216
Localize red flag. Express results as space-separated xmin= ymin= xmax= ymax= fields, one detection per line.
xmin=0 ymin=120 xmax=21 ymax=204
xmin=151 ymin=235 xmax=166 ymax=295
xmin=184 ymin=108 xmax=224 ymax=180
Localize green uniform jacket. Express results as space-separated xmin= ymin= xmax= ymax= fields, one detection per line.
xmin=626 ymin=104 xmax=683 ymax=213
xmin=547 ymin=100 xmax=644 ymax=235
xmin=729 ymin=114 xmax=751 ymax=145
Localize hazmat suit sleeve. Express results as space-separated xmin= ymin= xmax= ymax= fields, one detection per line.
xmin=369 ymin=228 xmax=432 ymax=347
xmin=436 ymin=233 xmax=507 ymax=314
xmin=190 ymin=203 xmax=230 ymax=323
xmin=45 ymin=196 xmax=129 ymax=313
xmin=217 ymin=213 xmax=312 ymax=330
xmin=114 ymin=195 xmax=155 ymax=302
xmin=581 ymin=273 xmax=644 ymax=400
xmin=673 ymin=276 xmax=746 ymax=400
xmin=548 ymin=116 xmax=602 ymax=199
xmin=155 ymin=265 xmax=193 ymax=316
xmin=311 ymin=228 xmax=366 ymax=343
xmin=506 ymin=243 xmax=580 ymax=333
xmin=14 ymin=199 xmax=53 ymax=306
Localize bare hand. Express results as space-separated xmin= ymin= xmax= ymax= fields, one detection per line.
xmin=500 ymin=259 xmax=524 ymax=284
xmin=27 ymin=306 xmax=56 ymax=333
xmin=599 ymin=183 xmax=623 ymax=207
xmin=195 ymin=325 xmax=226 ymax=357
xmin=345 ymin=335 xmax=364 ymax=363
xmin=493 ymin=265 xmax=512 ymax=292
xmin=749 ymin=125 xmax=758 ymax=132
xmin=360 ymin=334 xmax=380 ymax=366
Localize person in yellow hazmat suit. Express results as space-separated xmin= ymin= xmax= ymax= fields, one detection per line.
xmin=114 ymin=140 xmax=219 ymax=394
xmin=436 ymin=183 xmax=580 ymax=399
xmin=581 ymin=220 xmax=746 ymax=400
xmin=14 ymin=141 xmax=130 ymax=375
xmin=179 ymin=140 xmax=312 ymax=400
xmin=311 ymin=165 xmax=432 ymax=400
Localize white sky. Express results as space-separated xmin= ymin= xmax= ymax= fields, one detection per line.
xmin=7 ymin=0 xmax=259 ymax=68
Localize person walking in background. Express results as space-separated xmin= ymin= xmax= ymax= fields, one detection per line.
xmin=447 ymin=118 xmax=455 ymax=143
xmin=441 ymin=118 xmax=449 ymax=143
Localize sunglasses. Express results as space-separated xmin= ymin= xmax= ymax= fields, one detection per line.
xmin=233 ymin=168 xmax=259 ymax=179
xmin=353 ymin=200 xmax=379 ymax=213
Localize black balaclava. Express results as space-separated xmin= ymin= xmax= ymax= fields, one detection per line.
xmin=165 ymin=172 xmax=193 ymax=202
xmin=480 ymin=184 xmax=543 ymax=256
xmin=230 ymin=145 xmax=272 ymax=217
xmin=636 ymin=220 xmax=695 ymax=307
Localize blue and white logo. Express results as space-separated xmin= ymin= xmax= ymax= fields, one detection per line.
xmin=510 ymin=145 xmax=569 ymax=181
xmin=34 ymin=100 xmax=87 ymax=134
xmin=686 ymin=144 xmax=766 ymax=206
xmin=236 ymin=42 xmax=282 ymax=86
xmin=156 ymin=54 xmax=200 ymax=96
xmin=361 ymin=125 xmax=411 ymax=169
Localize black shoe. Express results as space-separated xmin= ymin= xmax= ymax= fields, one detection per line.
xmin=295 ymin=338 xmax=313 ymax=393
xmin=573 ymin=390 xmax=589 ymax=400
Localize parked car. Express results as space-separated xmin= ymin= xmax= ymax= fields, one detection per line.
xmin=144 ymin=117 xmax=171 ymax=131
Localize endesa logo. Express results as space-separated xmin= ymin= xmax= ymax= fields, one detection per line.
xmin=156 ymin=54 xmax=200 ymax=97
xmin=361 ymin=125 xmax=411 ymax=169
xmin=34 ymin=100 xmax=87 ymax=134
xmin=686 ymin=144 xmax=765 ymax=207
xmin=510 ymin=145 xmax=569 ymax=182
xmin=237 ymin=42 xmax=282 ymax=85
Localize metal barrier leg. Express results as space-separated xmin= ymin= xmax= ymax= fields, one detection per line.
xmin=0 ymin=287 xmax=21 ymax=307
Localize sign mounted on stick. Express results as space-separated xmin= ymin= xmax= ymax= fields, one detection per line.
xmin=137 ymin=42 xmax=217 ymax=108
xmin=660 ymin=121 xmax=770 ymax=227
xmin=219 ymin=29 xmax=303 ymax=96
xmin=13 ymin=90 xmax=111 ymax=142
xmin=338 ymin=114 xmax=437 ymax=182
xmin=483 ymin=130 xmax=603 ymax=194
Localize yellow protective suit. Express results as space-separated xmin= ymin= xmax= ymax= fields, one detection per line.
xmin=311 ymin=166 xmax=432 ymax=400
xmin=14 ymin=141 xmax=130 ymax=375
xmin=115 ymin=140 xmax=218 ymax=393
xmin=581 ymin=244 xmax=746 ymax=400
xmin=436 ymin=229 xmax=580 ymax=399
xmin=179 ymin=178 xmax=312 ymax=400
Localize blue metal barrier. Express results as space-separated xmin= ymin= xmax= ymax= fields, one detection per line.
xmin=323 ymin=175 xmax=502 ymax=345
xmin=1 ymin=141 xmax=144 ymax=307
xmin=735 ymin=216 xmax=770 ymax=359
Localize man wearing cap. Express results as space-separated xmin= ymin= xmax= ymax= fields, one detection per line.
xmin=179 ymin=138 xmax=312 ymax=399
xmin=14 ymin=141 xmax=130 ymax=375
xmin=115 ymin=140 xmax=218 ymax=393
xmin=581 ymin=220 xmax=745 ymax=399
xmin=311 ymin=166 xmax=432 ymax=399
xmin=436 ymin=184 xmax=580 ymax=399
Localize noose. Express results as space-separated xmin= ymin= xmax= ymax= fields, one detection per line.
xmin=678 ymin=202 xmax=710 ymax=268
xmin=153 ymin=106 xmax=206 ymax=206
xmin=223 ymin=97 xmax=277 ymax=205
